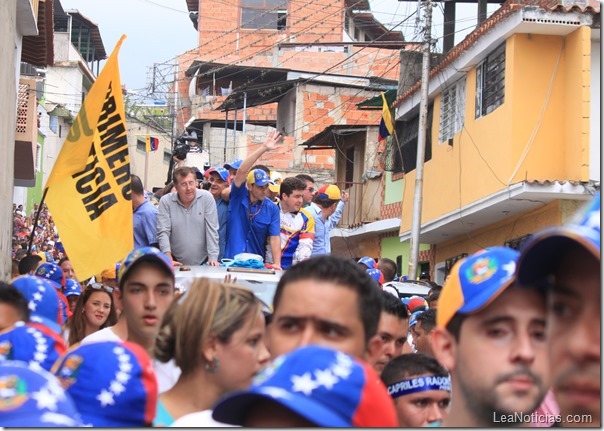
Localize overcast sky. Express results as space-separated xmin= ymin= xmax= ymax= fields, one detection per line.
xmin=59 ymin=0 xmax=497 ymax=93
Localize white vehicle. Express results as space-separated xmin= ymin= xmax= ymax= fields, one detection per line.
xmin=383 ymin=280 xmax=432 ymax=299
xmin=174 ymin=265 xmax=284 ymax=307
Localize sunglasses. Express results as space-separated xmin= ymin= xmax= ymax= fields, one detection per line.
xmin=87 ymin=283 xmax=114 ymax=293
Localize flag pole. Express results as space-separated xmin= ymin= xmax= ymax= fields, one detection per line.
xmin=144 ymin=146 xmax=150 ymax=190
xmin=27 ymin=187 xmax=49 ymax=255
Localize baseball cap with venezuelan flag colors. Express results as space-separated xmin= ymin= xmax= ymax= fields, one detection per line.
xmin=212 ymin=344 xmax=397 ymax=427
xmin=316 ymin=184 xmax=341 ymax=201
xmin=246 ymin=169 xmax=273 ymax=187
xmin=436 ymin=246 xmax=519 ymax=329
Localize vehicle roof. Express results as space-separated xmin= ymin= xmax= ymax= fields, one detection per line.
xmin=174 ymin=265 xmax=284 ymax=307
xmin=384 ymin=281 xmax=431 ymax=297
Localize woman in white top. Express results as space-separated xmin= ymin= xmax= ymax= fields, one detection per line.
xmin=153 ymin=278 xmax=270 ymax=427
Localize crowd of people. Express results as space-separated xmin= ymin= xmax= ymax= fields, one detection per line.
xmin=2 ymin=130 xmax=600 ymax=427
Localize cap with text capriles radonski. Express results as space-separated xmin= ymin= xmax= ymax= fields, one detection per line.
xmin=316 ymin=184 xmax=341 ymax=201
xmin=212 ymin=345 xmax=398 ymax=427
xmin=517 ymin=193 xmax=600 ymax=288
xmin=437 ymin=246 xmax=519 ymax=329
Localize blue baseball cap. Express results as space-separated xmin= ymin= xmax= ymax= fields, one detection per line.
xmin=63 ymin=279 xmax=82 ymax=297
xmin=409 ymin=310 xmax=424 ymax=328
xmin=11 ymin=275 xmax=62 ymax=334
xmin=206 ymin=167 xmax=230 ymax=183
xmin=517 ymin=193 xmax=600 ymax=288
xmin=437 ymin=246 xmax=519 ymax=329
xmin=357 ymin=256 xmax=377 ymax=269
xmin=246 ymin=169 xmax=273 ymax=187
xmin=0 ymin=360 xmax=82 ymax=427
xmin=35 ymin=263 xmax=65 ymax=290
xmin=53 ymin=341 xmax=158 ymax=427
xmin=366 ymin=268 xmax=384 ymax=284
xmin=118 ymin=247 xmax=174 ymax=289
xmin=224 ymin=159 xmax=243 ymax=170
xmin=212 ymin=345 xmax=398 ymax=427
xmin=0 ymin=322 xmax=67 ymax=372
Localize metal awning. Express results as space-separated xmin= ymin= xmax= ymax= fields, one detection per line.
xmin=356 ymin=89 xmax=397 ymax=110
xmin=301 ymin=124 xmax=375 ymax=149
xmin=216 ymin=79 xmax=300 ymax=111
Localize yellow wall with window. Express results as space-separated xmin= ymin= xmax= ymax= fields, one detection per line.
xmin=399 ymin=27 xmax=592 ymax=235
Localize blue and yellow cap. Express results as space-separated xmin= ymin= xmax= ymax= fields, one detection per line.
xmin=436 ymin=246 xmax=519 ymax=329
xmin=246 ymin=169 xmax=273 ymax=187
xmin=517 ymin=193 xmax=600 ymax=288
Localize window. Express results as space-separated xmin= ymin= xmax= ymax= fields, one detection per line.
xmin=389 ymin=104 xmax=434 ymax=174
xmin=49 ymin=115 xmax=58 ymax=134
xmin=445 ymin=253 xmax=468 ymax=276
xmin=36 ymin=143 xmax=41 ymax=172
xmin=475 ymin=43 xmax=505 ymax=118
xmin=136 ymin=138 xmax=146 ymax=153
xmin=163 ymin=150 xmax=172 ymax=164
xmin=504 ymin=234 xmax=533 ymax=251
xmin=241 ymin=0 xmax=288 ymax=30
xmin=439 ymin=78 xmax=466 ymax=143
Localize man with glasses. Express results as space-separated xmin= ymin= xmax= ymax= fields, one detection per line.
xmin=157 ymin=166 xmax=220 ymax=266
xmin=295 ymin=174 xmax=316 ymax=208
xmin=225 ymin=130 xmax=283 ymax=269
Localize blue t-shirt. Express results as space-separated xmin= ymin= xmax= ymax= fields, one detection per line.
xmin=133 ymin=199 xmax=158 ymax=249
xmin=215 ymin=196 xmax=228 ymax=261
xmin=225 ymin=182 xmax=280 ymax=259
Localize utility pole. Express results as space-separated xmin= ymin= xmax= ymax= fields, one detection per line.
xmin=408 ymin=0 xmax=433 ymax=280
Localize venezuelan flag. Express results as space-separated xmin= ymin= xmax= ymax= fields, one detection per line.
xmin=145 ymin=136 xmax=159 ymax=152
xmin=378 ymin=92 xmax=394 ymax=142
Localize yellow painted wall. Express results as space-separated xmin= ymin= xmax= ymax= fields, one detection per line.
xmin=400 ymin=29 xmax=592 ymax=235
xmin=435 ymin=200 xmax=563 ymax=263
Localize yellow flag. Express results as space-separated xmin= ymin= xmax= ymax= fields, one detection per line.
xmin=45 ymin=35 xmax=132 ymax=280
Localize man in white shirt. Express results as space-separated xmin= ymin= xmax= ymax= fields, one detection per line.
xmin=81 ymin=246 xmax=180 ymax=393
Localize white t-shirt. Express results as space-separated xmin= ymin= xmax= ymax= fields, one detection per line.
xmin=79 ymin=326 xmax=181 ymax=393
xmin=80 ymin=327 xmax=122 ymax=345
xmin=171 ymin=410 xmax=235 ymax=427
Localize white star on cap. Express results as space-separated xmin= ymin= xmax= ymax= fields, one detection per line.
xmin=34 ymin=351 xmax=47 ymax=363
xmin=97 ymin=389 xmax=115 ymax=407
xmin=33 ymin=292 xmax=43 ymax=301
xmin=29 ymin=300 xmax=37 ymax=311
xmin=110 ymin=380 xmax=125 ymax=395
xmin=36 ymin=343 xmax=48 ymax=353
xmin=502 ymin=261 xmax=516 ymax=278
xmin=118 ymin=362 xmax=133 ymax=373
xmin=113 ymin=346 xmax=125 ymax=355
xmin=314 ymin=369 xmax=339 ymax=390
xmin=115 ymin=371 xmax=130 ymax=384
xmin=331 ymin=363 xmax=352 ymax=379
xmin=32 ymin=387 xmax=58 ymax=411
xmin=117 ymin=353 xmax=130 ymax=363
xmin=291 ymin=372 xmax=318 ymax=395
xmin=29 ymin=361 xmax=43 ymax=372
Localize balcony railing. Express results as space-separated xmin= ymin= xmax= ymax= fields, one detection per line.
xmin=334 ymin=181 xmax=382 ymax=228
